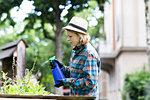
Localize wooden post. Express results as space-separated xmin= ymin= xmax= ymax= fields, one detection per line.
xmin=17 ymin=40 xmax=26 ymax=81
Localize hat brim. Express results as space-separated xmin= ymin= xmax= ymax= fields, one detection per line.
xmin=63 ymin=26 xmax=87 ymax=34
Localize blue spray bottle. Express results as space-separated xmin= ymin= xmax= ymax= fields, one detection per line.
xmin=49 ymin=56 xmax=65 ymax=86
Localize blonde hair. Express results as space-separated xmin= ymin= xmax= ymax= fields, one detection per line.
xmin=66 ymin=29 xmax=90 ymax=45
xmin=77 ymin=32 xmax=90 ymax=45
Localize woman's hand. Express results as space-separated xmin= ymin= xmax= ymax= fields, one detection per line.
xmin=49 ymin=59 xmax=64 ymax=69
xmin=55 ymin=79 xmax=64 ymax=87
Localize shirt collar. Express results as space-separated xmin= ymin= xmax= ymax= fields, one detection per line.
xmin=73 ymin=44 xmax=87 ymax=55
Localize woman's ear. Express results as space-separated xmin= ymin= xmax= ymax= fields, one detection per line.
xmin=80 ymin=38 xmax=83 ymax=44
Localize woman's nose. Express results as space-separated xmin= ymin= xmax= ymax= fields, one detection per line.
xmin=67 ymin=37 xmax=70 ymax=41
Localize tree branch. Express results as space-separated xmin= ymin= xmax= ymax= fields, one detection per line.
xmin=41 ymin=20 xmax=55 ymax=41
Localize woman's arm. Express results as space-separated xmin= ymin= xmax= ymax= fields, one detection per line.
xmin=62 ymin=54 xmax=100 ymax=90
xmin=61 ymin=66 xmax=70 ymax=78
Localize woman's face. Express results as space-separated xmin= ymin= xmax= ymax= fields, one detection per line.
xmin=66 ymin=30 xmax=80 ymax=47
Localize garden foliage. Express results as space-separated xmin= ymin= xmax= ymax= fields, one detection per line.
xmin=122 ymin=67 xmax=150 ymax=100
xmin=0 ymin=68 xmax=50 ymax=95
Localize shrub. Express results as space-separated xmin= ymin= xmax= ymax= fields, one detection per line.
xmin=0 ymin=69 xmax=50 ymax=95
xmin=122 ymin=67 xmax=150 ymax=100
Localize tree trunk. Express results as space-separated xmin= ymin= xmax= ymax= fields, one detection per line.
xmin=54 ymin=0 xmax=63 ymax=62
xmin=55 ymin=21 xmax=63 ymax=95
xmin=54 ymin=3 xmax=63 ymax=95
xmin=55 ymin=28 xmax=62 ymax=61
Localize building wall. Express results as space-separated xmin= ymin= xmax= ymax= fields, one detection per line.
xmin=99 ymin=71 xmax=108 ymax=99
xmin=120 ymin=0 xmax=146 ymax=48
xmin=102 ymin=0 xmax=113 ymax=54
xmin=114 ymin=0 xmax=146 ymax=50
xmin=114 ymin=0 xmax=122 ymax=50
xmin=100 ymin=0 xmax=148 ymax=100
xmin=119 ymin=51 xmax=148 ymax=90
xmin=105 ymin=52 xmax=148 ymax=100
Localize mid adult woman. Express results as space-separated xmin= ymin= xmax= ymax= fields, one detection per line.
xmin=50 ymin=17 xmax=101 ymax=100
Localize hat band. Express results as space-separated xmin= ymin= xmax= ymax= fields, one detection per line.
xmin=68 ymin=23 xmax=87 ymax=33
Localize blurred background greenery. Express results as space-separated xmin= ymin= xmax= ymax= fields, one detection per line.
xmin=0 ymin=0 xmax=108 ymax=93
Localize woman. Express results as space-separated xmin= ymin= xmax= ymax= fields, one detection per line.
xmin=50 ymin=17 xmax=101 ymax=100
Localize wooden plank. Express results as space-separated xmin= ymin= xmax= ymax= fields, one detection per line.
xmin=0 ymin=94 xmax=96 ymax=100
xmin=0 ymin=47 xmax=16 ymax=60
xmin=0 ymin=98 xmax=55 ymax=100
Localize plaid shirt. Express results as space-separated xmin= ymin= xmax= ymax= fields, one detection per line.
xmin=61 ymin=43 xmax=101 ymax=99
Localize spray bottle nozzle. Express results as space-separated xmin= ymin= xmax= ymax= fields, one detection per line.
xmin=49 ymin=56 xmax=56 ymax=62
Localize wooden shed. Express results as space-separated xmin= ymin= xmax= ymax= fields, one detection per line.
xmin=0 ymin=39 xmax=28 ymax=81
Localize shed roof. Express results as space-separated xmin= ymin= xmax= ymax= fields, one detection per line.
xmin=1 ymin=39 xmax=28 ymax=50
xmin=0 ymin=39 xmax=28 ymax=60
xmin=0 ymin=47 xmax=17 ymax=60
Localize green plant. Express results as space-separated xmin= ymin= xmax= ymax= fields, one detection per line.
xmin=0 ymin=68 xmax=50 ymax=95
xmin=122 ymin=67 xmax=150 ymax=100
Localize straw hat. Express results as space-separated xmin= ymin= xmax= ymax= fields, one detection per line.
xmin=64 ymin=17 xmax=88 ymax=34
